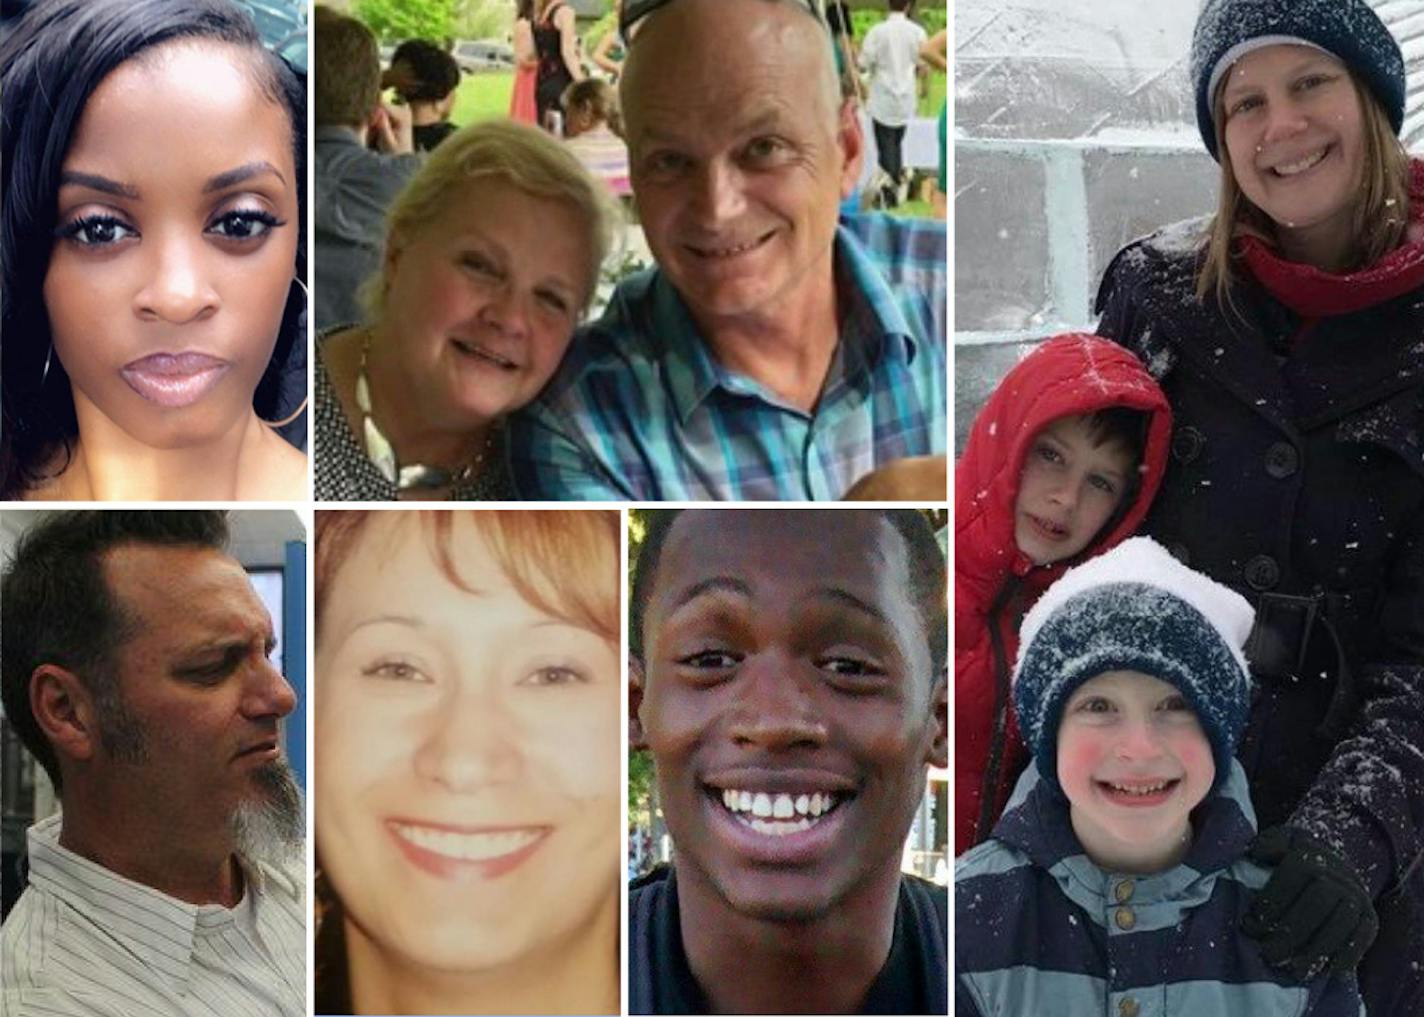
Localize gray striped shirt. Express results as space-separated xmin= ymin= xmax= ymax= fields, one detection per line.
xmin=1 ymin=814 xmax=306 ymax=1017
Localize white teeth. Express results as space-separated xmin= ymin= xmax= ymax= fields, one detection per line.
xmin=1274 ymin=148 xmax=1327 ymax=176
xmin=392 ymin=823 xmax=540 ymax=861
xmin=716 ymin=788 xmax=844 ymax=830
xmin=1107 ymin=781 xmax=1171 ymax=796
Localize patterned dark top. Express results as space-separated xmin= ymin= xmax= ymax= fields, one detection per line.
xmin=313 ymin=337 xmax=517 ymax=502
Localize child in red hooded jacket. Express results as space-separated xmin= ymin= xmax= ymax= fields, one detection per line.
xmin=954 ymin=333 xmax=1172 ymax=854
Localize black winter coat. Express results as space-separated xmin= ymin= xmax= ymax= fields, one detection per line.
xmin=1096 ymin=223 xmax=1424 ymax=1014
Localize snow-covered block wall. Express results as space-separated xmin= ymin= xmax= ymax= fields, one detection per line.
xmin=954 ymin=0 xmax=1424 ymax=454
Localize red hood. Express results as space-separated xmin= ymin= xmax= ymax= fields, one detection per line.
xmin=1240 ymin=158 xmax=1424 ymax=317
xmin=954 ymin=333 xmax=1172 ymax=606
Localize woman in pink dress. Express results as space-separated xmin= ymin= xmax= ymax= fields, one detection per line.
xmin=508 ymin=0 xmax=538 ymax=124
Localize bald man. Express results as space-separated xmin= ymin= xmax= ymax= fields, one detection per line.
xmin=509 ymin=0 xmax=947 ymax=502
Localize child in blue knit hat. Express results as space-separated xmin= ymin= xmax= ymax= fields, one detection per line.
xmin=956 ymin=538 xmax=1363 ymax=1017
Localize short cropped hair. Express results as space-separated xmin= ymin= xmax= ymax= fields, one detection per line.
xmin=359 ymin=119 xmax=623 ymax=320
xmin=630 ymin=510 xmax=948 ymax=675
xmin=314 ymin=10 xmax=379 ymax=126
xmin=1 ymin=511 xmax=230 ymax=790
xmin=1082 ymin=407 xmax=1148 ymax=466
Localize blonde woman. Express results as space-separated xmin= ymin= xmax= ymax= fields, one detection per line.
xmin=1094 ymin=2 xmax=1424 ymax=1012
xmin=314 ymin=120 xmax=620 ymax=500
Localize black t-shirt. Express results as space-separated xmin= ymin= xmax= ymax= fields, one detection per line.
xmin=412 ymin=120 xmax=457 ymax=152
xmin=628 ymin=866 xmax=947 ymax=1015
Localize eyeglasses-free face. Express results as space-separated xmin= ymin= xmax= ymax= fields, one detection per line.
xmin=44 ymin=39 xmax=299 ymax=456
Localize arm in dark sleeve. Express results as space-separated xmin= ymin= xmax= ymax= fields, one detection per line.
xmin=1292 ymin=513 xmax=1424 ymax=899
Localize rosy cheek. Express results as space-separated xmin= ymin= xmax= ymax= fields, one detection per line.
xmin=1057 ymin=730 xmax=1107 ymax=789
xmin=1172 ymin=732 xmax=1216 ymax=789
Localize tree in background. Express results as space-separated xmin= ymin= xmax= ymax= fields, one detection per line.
xmin=354 ymin=0 xmax=456 ymax=42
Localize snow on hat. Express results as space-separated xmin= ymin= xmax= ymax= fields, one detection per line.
xmin=1191 ymin=0 xmax=1405 ymax=160
xmin=1012 ymin=537 xmax=1255 ymax=795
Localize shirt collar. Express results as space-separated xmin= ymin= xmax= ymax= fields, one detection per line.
xmin=655 ymin=222 xmax=919 ymax=424
xmin=25 ymin=812 xmax=261 ymax=997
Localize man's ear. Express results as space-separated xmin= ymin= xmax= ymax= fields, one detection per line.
xmin=836 ymin=96 xmax=866 ymax=200
xmin=30 ymin=664 xmax=99 ymax=768
xmin=926 ymin=666 xmax=947 ymax=770
xmin=629 ymin=657 xmax=648 ymax=750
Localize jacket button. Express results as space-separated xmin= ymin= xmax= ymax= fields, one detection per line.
xmin=1171 ymin=425 xmax=1205 ymax=464
xmin=1264 ymin=441 xmax=1299 ymax=479
xmin=1114 ymin=879 xmax=1135 ymax=903
xmin=1244 ymin=555 xmax=1281 ymax=591
xmin=1119 ymin=998 xmax=1141 ymax=1017
xmin=1115 ymin=906 xmax=1137 ymax=930
xmin=1168 ymin=543 xmax=1191 ymax=566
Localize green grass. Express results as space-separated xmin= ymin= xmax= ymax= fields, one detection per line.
xmin=451 ymin=71 xmax=515 ymax=126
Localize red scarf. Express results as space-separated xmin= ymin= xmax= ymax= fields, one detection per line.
xmin=1238 ymin=159 xmax=1424 ymax=317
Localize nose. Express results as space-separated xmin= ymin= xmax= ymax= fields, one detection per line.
xmin=1113 ymin=717 xmax=1165 ymax=762
xmin=1046 ymin=476 xmax=1080 ymax=510
xmin=479 ymin=284 xmax=530 ymax=340
xmin=413 ymin=687 xmax=522 ymax=793
xmin=726 ymin=650 xmax=828 ymax=751
xmin=134 ymin=231 xmax=219 ymax=323
xmin=689 ymin=160 xmax=747 ymax=225
xmin=1261 ymin=97 xmax=1309 ymax=146
xmin=241 ymin=656 xmax=297 ymax=721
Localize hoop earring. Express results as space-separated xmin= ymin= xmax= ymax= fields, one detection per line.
xmin=292 ymin=276 xmax=309 ymax=306
xmin=262 ymin=396 xmax=309 ymax=428
xmin=41 ymin=345 xmax=53 ymax=386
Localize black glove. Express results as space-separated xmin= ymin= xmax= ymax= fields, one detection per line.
xmin=1242 ymin=824 xmax=1379 ymax=980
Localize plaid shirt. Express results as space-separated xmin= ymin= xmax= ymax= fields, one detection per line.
xmin=508 ymin=214 xmax=947 ymax=501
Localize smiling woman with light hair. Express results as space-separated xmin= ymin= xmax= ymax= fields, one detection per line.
xmin=1093 ymin=1 xmax=1424 ymax=1011
xmin=313 ymin=120 xmax=621 ymax=501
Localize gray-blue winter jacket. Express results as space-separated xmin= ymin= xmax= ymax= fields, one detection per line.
xmin=956 ymin=761 xmax=1364 ymax=1017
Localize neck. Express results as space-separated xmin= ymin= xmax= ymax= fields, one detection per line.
xmin=346 ymin=890 xmax=618 ymax=1016
xmin=1071 ymin=809 xmax=1193 ymax=875
xmin=1274 ymin=212 xmax=1356 ymax=273
xmin=58 ymin=784 xmax=241 ymax=907
xmin=693 ymin=249 xmax=841 ymax=413
xmin=675 ymin=859 xmax=900 ymax=1014
xmin=48 ymin=395 xmax=284 ymax=501
xmin=408 ymin=102 xmax=444 ymax=127
xmin=364 ymin=324 xmax=494 ymax=468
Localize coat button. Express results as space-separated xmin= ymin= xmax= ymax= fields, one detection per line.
xmin=1244 ymin=554 xmax=1281 ymax=591
xmin=1115 ymin=905 xmax=1137 ymax=930
xmin=1168 ymin=543 xmax=1191 ymax=566
xmin=1119 ymin=998 xmax=1141 ymax=1017
xmin=1172 ymin=425 xmax=1205 ymax=464
xmin=1114 ymin=879 xmax=1136 ymax=903
xmin=1265 ymin=441 xmax=1299 ymax=479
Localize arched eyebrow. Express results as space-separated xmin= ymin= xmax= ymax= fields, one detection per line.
xmin=203 ymin=160 xmax=287 ymax=193
xmin=59 ymin=171 xmax=139 ymax=199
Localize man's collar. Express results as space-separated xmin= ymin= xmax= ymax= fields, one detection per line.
xmin=24 ymin=812 xmax=256 ymax=997
xmin=656 ymin=221 xmax=919 ymax=423
xmin=313 ymin=124 xmax=367 ymax=146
